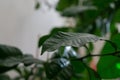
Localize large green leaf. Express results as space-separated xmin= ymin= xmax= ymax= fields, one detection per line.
xmin=0 ymin=44 xmax=23 ymax=73
xmin=97 ymin=34 xmax=120 ymax=78
xmin=97 ymin=55 xmax=120 ymax=78
xmin=41 ymin=32 xmax=100 ymax=54
xmin=62 ymin=6 xmax=96 ymax=17
xmin=99 ymin=40 xmax=115 ymax=54
xmin=0 ymin=44 xmax=22 ymax=59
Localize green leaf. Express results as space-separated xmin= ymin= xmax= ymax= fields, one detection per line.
xmin=38 ymin=35 xmax=50 ymax=47
xmin=0 ymin=55 xmax=42 ymax=67
xmin=0 ymin=55 xmax=43 ymax=73
xmin=97 ymin=34 xmax=120 ymax=79
xmin=110 ymin=23 xmax=118 ymax=35
xmin=50 ymin=27 xmax=72 ymax=34
xmin=93 ymin=0 xmax=114 ymax=10
xmin=44 ymin=58 xmax=73 ymax=80
xmin=109 ymin=40 xmax=118 ymax=51
xmin=0 ymin=44 xmax=23 ymax=59
xmin=71 ymin=60 xmax=101 ymax=80
xmin=88 ymin=43 xmax=94 ymax=52
xmin=22 ymin=55 xmax=43 ymax=66
xmin=97 ymin=55 xmax=120 ymax=79
xmin=41 ymin=32 xmax=100 ymax=54
xmin=82 ymin=0 xmax=114 ymax=26
xmin=101 ymin=34 xmax=120 ymax=54
xmin=113 ymin=9 xmax=120 ymax=22
xmin=62 ymin=6 xmax=96 ymax=17
xmin=111 ymin=34 xmax=120 ymax=49
xmin=100 ymin=41 xmax=115 ymax=54
xmin=0 ymin=44 xmax=42 ymax=73
xmin=56 ymin=0 xmax=78 ymax=12
xmin=35 ymin=2 xmax=40 ymax=10
xmin=71 ymin=60 xmax=85 ymax=73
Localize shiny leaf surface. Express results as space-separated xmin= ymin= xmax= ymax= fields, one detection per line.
xmin=41 ymin=32 xmax=100 ymax=54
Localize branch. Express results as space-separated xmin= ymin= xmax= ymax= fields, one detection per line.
xmin=74 ymin=51 xmax=120 ymax=60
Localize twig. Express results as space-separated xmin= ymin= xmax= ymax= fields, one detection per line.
xmin=74 ymin=50 xmax=120 ymax=60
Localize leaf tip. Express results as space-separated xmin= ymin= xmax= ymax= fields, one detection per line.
xmin=41 ymin=49 xmax=45 ymax=55
xmin=41 ymin=51 xmax=43 ymax=55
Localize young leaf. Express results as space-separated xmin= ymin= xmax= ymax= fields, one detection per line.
xmin=41 ymin=32 xmax=100 ymax=55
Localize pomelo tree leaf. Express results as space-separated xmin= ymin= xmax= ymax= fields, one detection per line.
xmin=97 ymin=34 xmax=120 ymax=78
xmin=41 ymin=32 xmax=100 ymax=54
xmin=97 ymin=55 xmax=120 ymax=78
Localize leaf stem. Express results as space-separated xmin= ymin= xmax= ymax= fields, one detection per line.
xmin=76 ymin=51 xmax=120 ymax=60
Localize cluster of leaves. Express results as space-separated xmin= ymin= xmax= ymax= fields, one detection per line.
xmin=1 ymin=0 xmax=120 ymax=80
xmin=38 ymin=0 xmax=120 ymax=79
xmin=55 ymin=0 xmax=120 ymax=35
xmin=39 ymin=31 xmax=120 ymax=80
xmin=0 ymin=44 xmax=44 ymax=80
xmin=1 ymin=32 xmax=120 ymax=80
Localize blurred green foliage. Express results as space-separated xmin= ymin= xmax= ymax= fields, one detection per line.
xmin=1 ymin=0 xmax=120 ymax=80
